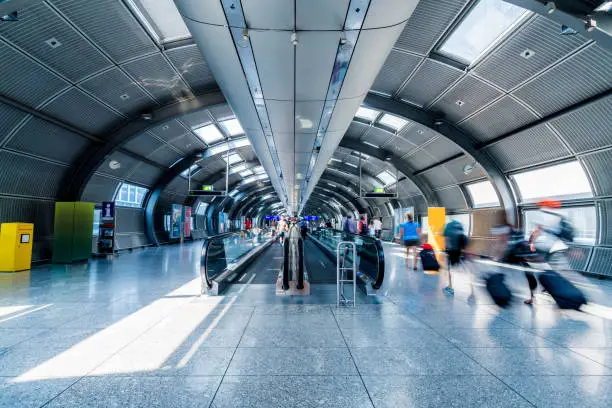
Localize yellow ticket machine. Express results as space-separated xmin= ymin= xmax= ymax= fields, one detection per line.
xmin=0 ymin=223 xmax=34 ymax=272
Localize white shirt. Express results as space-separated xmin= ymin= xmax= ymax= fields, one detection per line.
xmin=373 ymin=219 xmax=382 ymax=231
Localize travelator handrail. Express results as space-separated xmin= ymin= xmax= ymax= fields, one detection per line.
xmin=200 ymin=228 xmax=273 ymax=294
xmin=309 ymin=227 xmax=385 ymax=290
xmin=281 ymin=224 xmax=305 ymax=290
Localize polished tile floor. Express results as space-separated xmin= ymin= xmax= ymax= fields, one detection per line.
xmin=0 ymin=241 xmax=610 ymax=407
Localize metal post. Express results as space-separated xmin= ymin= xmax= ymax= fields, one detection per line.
xmin=225 ymin=147 xmax=230 ymax=195
xmin=337 ymin=241 xmax=357 ymax=307
xmin=358 ymin=154 xmax=362 ymax=197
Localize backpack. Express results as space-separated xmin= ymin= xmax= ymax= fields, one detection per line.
xmin=444 ymin=220 xmax=467 ymax=251
xmin=359 ymin=221 xmax=368 ymax=235
xmin=556 ymin=217 xmax=574 ymax=242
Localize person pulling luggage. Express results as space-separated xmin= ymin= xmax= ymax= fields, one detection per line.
xmin=442 ymin=219 xmax=468 ymax=295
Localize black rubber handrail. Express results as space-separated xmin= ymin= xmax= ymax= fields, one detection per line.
xmin=313 ymin=228 xmax=385 ymax=290
xmin=200 ymin=232 xmax=236 ymax=290
xmin=282 ymin=236 xmax=290 ymax=290
xmin=297 ymin=237 xmax=305 ymax=290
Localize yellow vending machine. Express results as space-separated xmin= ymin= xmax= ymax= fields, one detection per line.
xmin=0 ymin=223 xmax=34 ymax=272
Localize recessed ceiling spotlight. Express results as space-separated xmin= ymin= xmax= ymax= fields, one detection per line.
xmin=45 ymin=37 xmax=61 ymax=48
xmin=290 ymin=32 xmax=298 ymax=46
xmin=546 ymin=2 xmax=556 ymax=14
xmin=463 ymin=161 xmax=475 ymax=175
xmin=339 ymin=32 xmax=347 ymax=45
xmin=109 ymin=160 xmax=121 ymax=170
xmin=119 ymin=93 xmax=130 ymax=101
xmin=162 ymin=125 xmax=170 ymax=130
xmin=455 ymin=100 xmax=465 ymax=107
xmin=141 ymin=113 xmax=153 ymax=121
xmin=520 ymin=49 xmax=535 ymax=59
xmin=433 ymin=119 xmax=444 ymax=126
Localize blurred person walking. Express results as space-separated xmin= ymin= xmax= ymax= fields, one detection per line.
xmin=398 ymin=214 xmax=421 ymax=270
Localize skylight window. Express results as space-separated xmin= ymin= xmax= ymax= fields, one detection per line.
xmin=220 ymin=119 xmax=244 ymax=136
xmin=362 ymin=141 xmax=379 ymax=149
xmin=180 ymin=164 xmax=199 ymax=178
xmin=466 ymin=180 xmax=500 ymax=208
xmin=252 ymin=166 xmax=265 ymax=174
xmin=345 ymin=162 xmax=358 ymax=169
xmin=239 ymin=170 xmax=253 ymax=177
xmin=114 ymin=183 xmax=148 ymax=208
xmin=128 ymin=0 xmax=191 ymax=43
xmin=355 ymin=107 xmax=380 ymax=122
xmin=194 ymin=124 xmax=224 ymax=145
xmin=378 ymin=114 xmax=408 ymax=131
xmin=438 ymin=0 xmax=529 ymax=64
xmin=511 ymin=161 xmax=592 ymax=202
xmin=223 ymin=153 xmax=242 ymax=165
xmin=230 ymin=163 xmax=248 ymax=173
xmin=377 ymin=170 xmax=396 ymax=186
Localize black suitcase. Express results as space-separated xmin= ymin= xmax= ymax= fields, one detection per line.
xmin=420 ymin=249 xmax=440 ymax=271
xmin=538 ymin=271 xmax=586 ymax=310
xmin=485 ymin=273 xmax=512 ymax=307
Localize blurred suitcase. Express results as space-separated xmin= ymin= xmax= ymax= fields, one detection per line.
xmin=420 ymin=248 xmax=439 ymax=271
xmin=485 ymin=273 xmax=512 ymax=307
xmin=538 ymin=270 xmax=586 ymax=310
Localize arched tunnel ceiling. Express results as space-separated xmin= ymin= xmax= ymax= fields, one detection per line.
xmin=0 ymin=0 xmax=609 ymax=236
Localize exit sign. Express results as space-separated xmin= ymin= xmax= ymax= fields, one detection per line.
xmin=374 ymin=187 xmax=385 ymax=193
xmin=202 ymin=185 xmax=213 ymax=191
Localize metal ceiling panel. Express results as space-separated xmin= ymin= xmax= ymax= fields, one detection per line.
xmin=431 ymin=75 xmax=503 ymax=123
xmin=122 ymin=53 xmax=191 ymax=103
xmin=421 ymin=137 xmax=463 ymax=161
xmin=327 ymin=98 xmax=363 ymax=133
xmin=484 ymin=124 xmax=571 ymax=172
xmin=295 ymin=133 xmax=316 ymax=153
xmin=361 ymin=126 xmax=394 ymax=146
xmin=346 ymin=121 xmax=368 ymax=139
xmin=148 ymin=119 xmax=188 ymax=143
xmin=587 ymin=247 xmax=612 ymax=277
xmin=98 ymin=151 xmax=140 ymax=179
xmin=6 ymin=116 xmax=90 ymax=164
xmin=473 ymin=16 xmax=588 ymax=91
xmin=241 ymin=0 xmax=293 ymax=30
xmin=209 ymin=104 xmax=235 ymax=122
xmin=179 ymin=109 xmax=213 ymax=130
xmin=435 ymin=185 xmax=468 ymax=211
xmin=394 ymin=0 xmax=468 ymax=55
xmin=398 ymin=58 xmax=463 ymax=107
xmin=174 ymin=0 xmax=226 ymax=25
xmin=364 ymin=0 xmax=419 ymax=29
xmin=0 ymin=103 xmax=28 ymax=144
xmin=580 ymin=149 xmax=612 ymax=197
xmin=295 ymin=101 xmax=324 ymax=134
xmin=599 ymin=199 xmax=612 ymax=246
xmin=296 ymin=0 xmax=349 ymax=30
xmin=371 ymin=50 xmax=422 ymax=96
xmin=0 ymin=150 xmax=67 ymax=199
xmin=169 ymin=133 xmax=206 ymax=155
xmin=513 ymin=44 xmax=612 ymax=117
xmin=420 ymin=166 xmax=456 ymax=189
xmin=296 ymin=31 xmax=340 ymax=101
xmin=79 ymin=67 xmax=155 ymax=117
xmin=383 ymin=135 xmax=418 ymax=157
xmin=459 ymin=96 xmax=539 ymax=143
xmin=549 ymin=96 xmax=612 ymax=154
xmin=0 ymin=2 xmax=111 ymax=82
xmin=250 ymin=30 xmax=294 ymax=101
xmin=267 ymin=101 xmax=294 ymax=135
xmin=51 ymin=0 xmax=158 ymax=64
xmin=444 ymin=155 xmax=486 ymax=184
xmin=397 ymin=125 xmax=437 ymax=147
xmin=338 ymin=23 xmax=406 ymax=100
xmin=0 ymin=42 xmax=69 ymax=108
xmin=41 ymin=87 xmax=124 ymax=136
xmin=404 ymin=149 xmax=438 ymax=171
xmin=127 ymin=162 xmax=164 ymax=187
xmin=166 ymin=45 xmax=217 ymax=92
xmin=123 ymin=132 xmax=165 ymax=158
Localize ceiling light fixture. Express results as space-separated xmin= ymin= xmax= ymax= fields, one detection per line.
xmin=242 ymin=28 xmax=248 ymax=40
xmin=290 ymin=31 xmax=298 ymax=46
xmin=433 ymin=118 xmax=444 ymax=126
xmin=520 ymin=49 xmax=535 ymax=59
xmin=546 ymin=2 xmax=556 ymax=14
xmin=45 ymin=37 xmax=61 ymax=48
xmin=141 ymin=113 xmax=153 ymax=121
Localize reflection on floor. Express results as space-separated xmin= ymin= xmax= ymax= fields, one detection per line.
xmin=0 ymin=240 xmax=610 ymax=407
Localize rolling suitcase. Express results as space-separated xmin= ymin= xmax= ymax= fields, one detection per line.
xmin=538 ymin=270 xmax=586 ymax=310
xmin=419 ymin=245 xmax=440 ymax=271
xmin=485 ymin=273 xmax=512 ymax=307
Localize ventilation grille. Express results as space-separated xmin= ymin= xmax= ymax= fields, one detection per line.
xmin=459 ymin=96 xmax=538 ymax=143
xmin=599 ymin=200 xmax=612 ymax=246
xmin=147 ymin=145 xmax=183 ymax=168
xmin=371 ymin=50 xmax=422 ymax=96
xmin=434 ymin=186 xmax=467 ymax=211
xmin=580 ymin=149 xmax=612 ymax=197
xmin=394 ymin=0 xmax=468 ymax=55
xmin=513 ymin=44 xmax=612 ymax=117
xmin=0 ymin=103 xmax=28 ymax=143
xmin=122 ymin=53 xmax=191 ymax=103
xmin=0 ymin=1 xmax=111 ymax=82
xmin=81 ymin=173 xmax=119 ymax=203
xmin=474 ymin=16 xmax=587 ymax=91
xmin=0 ymin=151 xmax=67 ymax=198
xmin=127 ymin=163 xmax=163 ymax=187
xmin=399 ymin=58 xmax=463 ymax=107
xmin=550 ymin=96 xmax=612 ymax=154
xmin=7 ymin=116 xmax=90 ymax=164
xmin=115 ymin=207 xmax=145 ymax=233
xmin=346 ymin=121 xmax=368 ymax=139
xmin=209 ymin=104 xmax=235 ymax=122
xmin=361 ymin=126 xmax=394 ymax=147
xmin=485 ymin=124 xmax=571 ymax=172
xmin=41 ymin=88 xmax=124 ymax=136
xmin=166 ymin=45 xmax=217 ymax=91
xmin=420 ymin=167 xmax=456 ymax=189
xmin=180 ymin=110 xmax=212 ymax=130
xmin=587 ymin=247 xmax=612 ymax=277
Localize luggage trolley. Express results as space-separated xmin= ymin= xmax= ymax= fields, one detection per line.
xmin=337 ymin=242 xmax=357 ymax=307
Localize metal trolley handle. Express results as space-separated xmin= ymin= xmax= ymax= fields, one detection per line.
xmin=337 ymin=241 xmax=357 ymax=307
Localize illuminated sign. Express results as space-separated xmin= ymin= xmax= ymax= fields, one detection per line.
xmin=374 ymin=187 xmax=385 ymax=193
xmin=202 ymin=185 xmax=213 ymax=191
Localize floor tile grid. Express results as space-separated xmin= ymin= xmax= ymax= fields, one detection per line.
xmin=35 ymin=294 xmax=203 ymax=408
xmin=403 ymin=307 xmax=540 ymax=407
xmin=329 ymin=305 xmax=377 ymax=408
xmin=207 ymin=305 xmax=256 ymax=408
